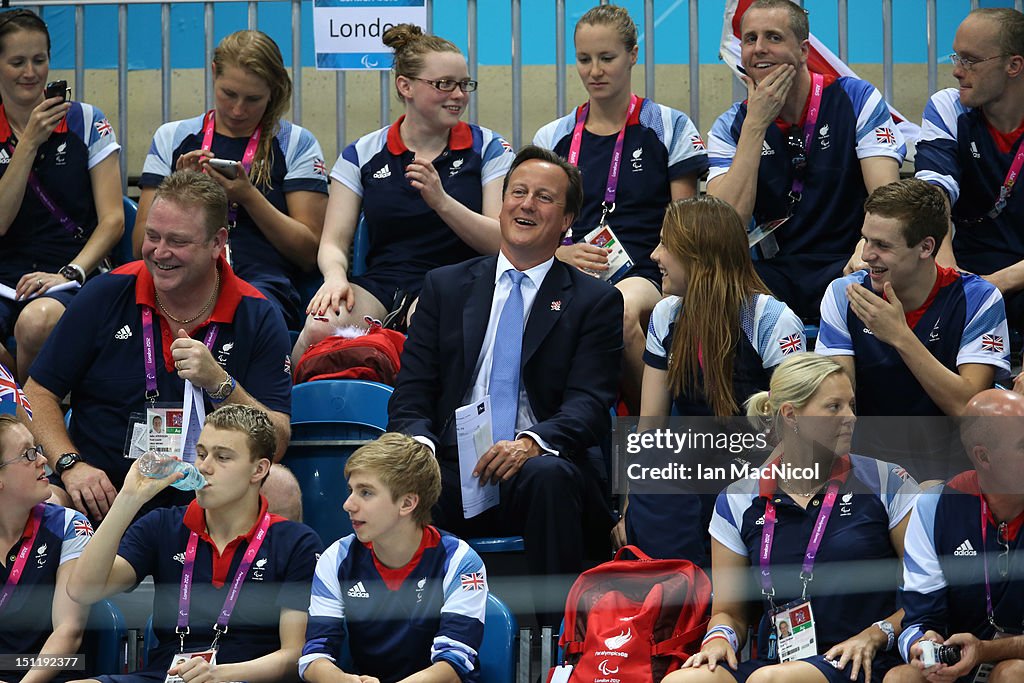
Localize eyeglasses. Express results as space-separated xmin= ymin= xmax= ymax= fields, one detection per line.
xmin=787 ymin=127 xmax=807 ymax=173
xmin=0 ymin=445 xmax=44 ymax=469
xmin=408 ymin=77 xmax=478 ymax=93
xmin=948 ymin=51 xmax=1007 ymax=71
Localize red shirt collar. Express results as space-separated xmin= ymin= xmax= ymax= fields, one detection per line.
xmin=574 ymin=96 xmax=646 ymax=128
xmin=772 ymin=72 xmax=838 ymax=130
xmin=183 ymin=495 xmax=279 ymax=588
xmin=948 ymin=470 xmax=1024 ymax=542
xmin=386 ymin=116 xmax=473 ymax=155
xmin=367 ymin=525 xmax=441 ymax=591
xmin=983 ymin=113 xmax=1024 ymax=155
xmin=0 ymin=103 xmax=68 ymax=141
xmin=759 ymin=453 xmax=852 ymax=499
xmin=903 ymin=265 xmax=959 ymax=329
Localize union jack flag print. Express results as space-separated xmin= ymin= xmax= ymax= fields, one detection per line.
xmin=312 ymin=158 xmax=326 ymax=176
xmin=981 ymin=334 xmax=1004 ymax=353
xmin=95 ymin=118 xmax=113 ymax=137
xmin=691 ymin=134 xmax=706 ymax=151
xmin=73 ymin=519 xmax=94 ymax=537
xmin=778 ymin=334 xmax=802 ymax=355
xmin=0 ymin=364 xmax=31 ymax=418
xmin=875 ymin=127 xmax=896 ymax=145
xmin=460 ymin=572 xmax=485 ymax=591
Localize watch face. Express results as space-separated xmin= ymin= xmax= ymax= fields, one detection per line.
xmin=56 ymin=454 xmax=78 ymax=472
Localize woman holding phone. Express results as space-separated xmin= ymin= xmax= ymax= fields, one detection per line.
xmin=0 ymin=9 xmax=123 ymax=380
xmin=135 ymin=30 xmax=328 ymax=329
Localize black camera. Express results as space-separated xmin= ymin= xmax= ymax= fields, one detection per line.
xmin=919 ymin=640 xmax=962 ymax=667
xmin=44 ymin=80 xmax=69 ymax=102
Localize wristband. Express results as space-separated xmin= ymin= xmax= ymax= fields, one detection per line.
xmin=702 ymin=625 xmax=739 ymax=653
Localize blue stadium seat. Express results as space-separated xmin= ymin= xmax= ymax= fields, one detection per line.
xmin=480 ymin=592 xmax=518 ymax=683
xmin=81 ymin=599 xmax=127 ymax=676
xmin=468 ymin=536 xmax=525 ymax=554
xmin=288 ymin=379 xmax=392 ymax=545
xmin=804 ymin=323 xmax=820 ymax=348
xmin=114 ymin=196 xmax=138 ymax=267
xmin=351 ymin=216 xmax=370 ymax=277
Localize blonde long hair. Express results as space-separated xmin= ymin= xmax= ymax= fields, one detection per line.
xmin=212 ymin=30 xmax=291 ymax=188
xmin=664 ymin=196 xmax=770 ymax=416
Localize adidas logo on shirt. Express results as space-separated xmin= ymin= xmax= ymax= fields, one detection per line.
xmin=114 ymin=325 xmax=132 ymax=340
xmin=954 ymin=539 xmax=977 ymax=557
xmin=347 ymin=581 xmax=370 ymax=598
xmin=373 ymin=165 xmax=391 ymax=179
xmin=761 ymin=141 xmax=774 ymax=156
xmin=0 ymin=148 xmax=9 ymax=165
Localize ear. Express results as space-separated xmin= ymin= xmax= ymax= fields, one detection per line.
xmin=1007 ymin=55 xmax=1024 ymax=79
xmin=395 ymin=74 xmax=414 ymax=101
xmin=919 ymin=236 xmax=937 ymax=260
xmin=798 ymin=39 xmax=811 ymax=65
xmin=398 ymin=492 xmax=420 ymax=518
xmin=971 ymin=445 xmax=992 ymax=470
xmin=561 ymin=212 xmax=574 ymax=237
xmin=251 ymin=458 xmax=271 ymax=485
xmin=779 ymin=403 xmax=798 ymax=429
xmin=210 ymin=61 xmax=218 ymax=81
xmin=212 ymin=226 xmax=229 ymax=255
xmin=629 ymin=44 xmax=638 ymax=67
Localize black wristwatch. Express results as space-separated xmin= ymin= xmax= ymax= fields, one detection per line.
xmin=54 ymin=452 xmax=83 ymax=476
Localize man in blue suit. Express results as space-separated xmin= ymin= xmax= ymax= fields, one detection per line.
xmin=388 ymin=146 xmax=623 ymax=621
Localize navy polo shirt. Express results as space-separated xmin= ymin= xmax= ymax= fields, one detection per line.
xmin=817 ymin=268 xmax=1011 ymax=417
xmin=139 ymin=115 xmax=328 ymax=327
xmin=119 ymin=497 xmax=322 ymax=673
xmin=534 ymin=98 xmax=709 ymax=281
xmin=915 ymin=88 xmax=1024 ymax=277
xmin=707 ymin=75 xmax=906 ymax=260
xmin=0 ymin=102 xmax=120 ymax=286
xmin=333 ymin=117 xmax=513 ymax=308
xmin=644 ymin=293 xmax=804 ymax=416
xmin=0 ymin=504 xmax=92 ymax=678
xmin=29 ymin=258 xmax=292 ymax=489
xmin=900 ymin=471 xmax=1024 ymax=661
xmin=711 ymin=454 xmax=919 ymax=658
xmin=301 ymin=526 xmax=487 ymax=683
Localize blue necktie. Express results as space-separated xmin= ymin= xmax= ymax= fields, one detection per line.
xmin=489 ymin=270 xmax=526 ymax=443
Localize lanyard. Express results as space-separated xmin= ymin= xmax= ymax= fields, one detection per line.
xmin=563 ymin=94 xmax=639 ymax=244
xmin=986 ymin=143 xmax=1024 ymax=220
xmin=979 ymin=496 xmax=1019 ymax=633
xmin=0 ymin=504 xmax=43 ymax=614
xmin=759 ymin=477 xmax=841 ymax=601
xmin=788 ymin=72 xmax=824 ymax=201
xmin=140 ymin=306 xmax=220 ymax=402
xmin=2 ymin=139 xmax=83 ymax=239
xmin=200 ymin=110 xmax=260 ymax=227
xmin=176 ymin=511 xmax=271 ymax=652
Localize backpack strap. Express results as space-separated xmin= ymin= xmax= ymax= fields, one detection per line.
xmin=651 ymin=620 xmax=710 ymax=657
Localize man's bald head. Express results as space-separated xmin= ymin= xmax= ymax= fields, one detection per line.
xmin=961 ymin=389 xmax=1024 ymax=468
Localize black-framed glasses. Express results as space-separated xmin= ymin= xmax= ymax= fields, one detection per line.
xmin=787 ymin=127 xmax=807 ymax=173
xmin=948 ymin=51 xmax=1008 ymax=71
xmin=409 ymin=77 xmax=478 ymax=93
xmin=0 ymin=444 xmax=44 ymax=469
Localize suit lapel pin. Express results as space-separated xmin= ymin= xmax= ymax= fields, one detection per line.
xmin=550 ymin=300 xmax=561 ymax=311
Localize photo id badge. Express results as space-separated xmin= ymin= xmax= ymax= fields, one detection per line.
xmin=748 ymin=217 xmax=789 ymax=260
xmin=164 ymin=648 xmax=216 ymax=683
xmin=582 ymin=223 xmax=634 ymax=283
xmin=123 ymin=406 xmax=185 ymax=460
xmin=772 ymin=599 xmax=817 ymax=663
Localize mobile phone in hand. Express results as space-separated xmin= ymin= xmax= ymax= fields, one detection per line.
xmin=207 ymin=158 xmax=240 ymax=179
xmin=44 ymin=80 xmax=69 ymax=102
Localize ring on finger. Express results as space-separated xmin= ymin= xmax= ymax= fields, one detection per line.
xmin=37 ymin=279 xmax=43 ymax=286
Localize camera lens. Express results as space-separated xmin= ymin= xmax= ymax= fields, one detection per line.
xmin=936 ymin=645 xmax=962 ymax=666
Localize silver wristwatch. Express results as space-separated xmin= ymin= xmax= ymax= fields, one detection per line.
xmin=874 ymin=620 xmax=895 ymax=651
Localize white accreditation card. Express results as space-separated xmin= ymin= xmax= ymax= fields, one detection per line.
xmin=582 ymin=224 xmax=633 ymax=282
xmin=164 ymin=649 xmax=216 ymax=683
xmin=772 ymin=600 xmax=818 ymax=663
xmin=455 ymin=397 xmax=499 ymax=518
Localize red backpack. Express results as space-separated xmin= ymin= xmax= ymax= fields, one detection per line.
xmin=550 ymin=546 xmax=711 ymax=683
xmin=293 ymin=322 xmax=405 ymax=385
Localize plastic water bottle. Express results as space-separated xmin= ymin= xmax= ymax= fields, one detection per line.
xmin=136 ymin=452 xmax=207 ymax=491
